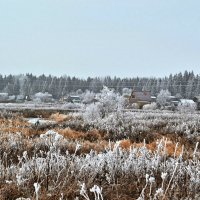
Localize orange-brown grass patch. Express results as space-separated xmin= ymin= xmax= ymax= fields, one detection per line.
xmin=117 ymin=137 xmax=184 ymax=157
xmin=132 ymin=139 xmax=183 ymax=157
xmin=84 ymin=129 xmax=102 ymax=142
xmin=0 ymin=118 xmax=29 ymax=127
xmin=56 ymin=128 xmax=85 ymax=140
xmin=55 ymin=128 xmax=102 ymax=142
xmin=0 ymin=117 xmax=32 ymax=135
xmin=119 ymin=139 xmax=132 ymax=150
xmin=0 ymin=117 xmax=48 ymax=137
xmin=81 ymin=140 xmax=108 ymax=154
xmin=164 ymin=141 xmax=183 ymax=156
xmin=49 ymin=113 xmax=71 ymax=123
xmin=56 ymin=139 xmax=108 ymax=154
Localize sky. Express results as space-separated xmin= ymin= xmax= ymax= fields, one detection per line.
xmin=0 ymin=0 xmax=200 ymax=78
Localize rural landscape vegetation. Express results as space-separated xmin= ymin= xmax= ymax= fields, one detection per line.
xmin=0 ymin=71 xmax=200 ymax=199
xmin=1 ymin=0 xmax=200 ymax=199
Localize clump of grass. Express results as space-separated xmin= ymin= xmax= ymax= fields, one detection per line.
xmin=119 ymin=139 xmax=132 ymax=150
xmin=84 ymin=129 xmax=102 ymax=142
xmin=56 ymin=127 xmax=84 ymax=140
xmin=49 ymin=113 xmax=71 ymax=123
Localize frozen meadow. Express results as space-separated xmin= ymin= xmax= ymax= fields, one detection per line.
xmin=0 ymin=87 xmax=200 ymax=199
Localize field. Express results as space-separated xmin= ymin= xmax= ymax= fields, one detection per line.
xmin=0 ymin=105 xmax=200 ymax=199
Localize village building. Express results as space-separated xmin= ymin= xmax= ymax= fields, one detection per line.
xmin=129 ymin=89 xmax=151 ymax=108
xmin=65 ymin=95 xmax=81 ymax=103
xmin=151 ymin=96 xmax=157 ymax=102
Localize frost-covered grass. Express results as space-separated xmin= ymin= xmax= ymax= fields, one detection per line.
xmin=0 ymin=110 xmax=200 ymax=199
xmin=82 ymin=109 xmax=200 ymax=146
xmin=0 ymin=131 xmax=200 ymax=199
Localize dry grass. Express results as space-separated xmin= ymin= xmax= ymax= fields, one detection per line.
xmin=56 ymin=127 xmax=84 ymax=139
xmin=117 ymin=137 xmax=184 ymax=157
xmin=55 ymin=128 xmax=103 ymax=142
xmin=0 ymin=115 xmax=188 ymax=158
xmin=0 ymin=117 xmax=45 ymax=137
xmin=81 ymin=140 xmax=108 ymax=153
xmin=132 ymin=138 xmax=183 ymax=157
xmin=0 ymin=111 xmax=198 ymax=200
xmin=49 ymin=112 xmax=72 ymax=123
xmin=119 ymin=139 xmax=132 ymax=149
xmin=0 ymin=116 xmax=189 ymax=158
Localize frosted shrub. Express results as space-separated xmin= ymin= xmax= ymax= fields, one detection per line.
xmin=156 ymin=89 xmax=171 ymax=107
xmin=82 ymin=103 xmax=102 ymax=123
xmin=82 ymin=90 xmax=95 ymax=104
xmin=130 ymin=103 xmax=140 ymax=109
xmin=143 ymin=102 xmax=157 ymax=110
xmin=90 ymin=185 xmax=103 ymax=200
xmin=40 ymin=130 xmax=63 ymax=144
xmin=33 ymin=92 xmax=53 ymax=102
xmin=80 ymin=183 xmax=90 ymax=200
xmin=154 ymin=188 xmax=164 ymax=198
xmin=95 ymin=86 xmax=125 ymax=116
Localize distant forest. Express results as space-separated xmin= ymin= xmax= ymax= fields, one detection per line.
xmin=0 ymin=71 xmax=199 ymax=99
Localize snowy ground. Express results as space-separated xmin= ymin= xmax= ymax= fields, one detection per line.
xmin=26 ymin=117 xmax=56 ymax=125
xmin=0 ymin=102 xmax=83 ymax=111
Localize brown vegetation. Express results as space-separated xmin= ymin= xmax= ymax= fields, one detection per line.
xmin=0 ymin=111 xmax=198 ymax=199
xmin=49 ymin=112 xmax=72 ymax=123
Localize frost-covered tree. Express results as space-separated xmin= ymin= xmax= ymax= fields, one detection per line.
xmin=82 ymin=103 xmax=102 ymax=123
xmin=185 ymin=77 xmax=195 ymax=99
xmin=177 ymin=101 xmax=197 ymax=113
xmin=34 ymin=92 xmax=53 ymax=102
xmin=143 ymin=102 xmax=157 ymax=110
xmin=156 ymin=89 xmax=171 ymax=107
xmin=1 ymin=71 xmax=200 ymax=98
xmin=96 ymin=86 xmax=125 ymax=117
xmin=82 ymin=90 xmax=95 ymax=104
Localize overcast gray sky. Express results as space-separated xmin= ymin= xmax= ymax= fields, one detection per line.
xmin=0 ymin=0 xmax=200 ymax=78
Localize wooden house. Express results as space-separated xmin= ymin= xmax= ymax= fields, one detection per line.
xmin=66 ymin=95 xmax=81 ymax=103
xmin=129 ymin=89 xmax=151 ymax=108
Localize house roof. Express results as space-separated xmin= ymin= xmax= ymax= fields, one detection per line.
xmin=68 ymin=96 xmax=81 ymax=100
xmin=130 ymin=91 xmax=151 ymax=102
xmin=69 ymin=95 xmax=80 ymax=98
xmin=180 ymin=99 xmax=195 ymax=104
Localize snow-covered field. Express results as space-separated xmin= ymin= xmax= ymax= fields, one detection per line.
xmin=0 ymin=102 xmax=83 ymax=111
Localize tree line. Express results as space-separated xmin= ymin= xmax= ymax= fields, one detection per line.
xmin=0 ymin=71 xmax=199 ymax=99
